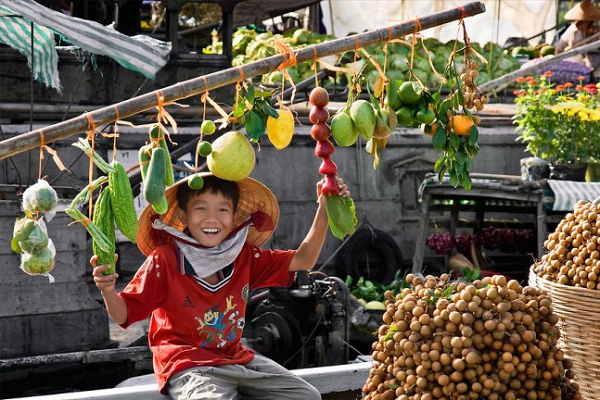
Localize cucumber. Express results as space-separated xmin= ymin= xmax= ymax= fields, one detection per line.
xmin=144 ymin=147 xmax=167 ymax=205
xmin=149 ymin=124 xmax=175 ymax=186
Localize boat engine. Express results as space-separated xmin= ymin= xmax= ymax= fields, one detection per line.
xmin=248 ymin=271 xmax=350 ymax=369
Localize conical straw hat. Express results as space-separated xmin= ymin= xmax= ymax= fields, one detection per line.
xmin=565 ymin=0 xmax=600 ymax=21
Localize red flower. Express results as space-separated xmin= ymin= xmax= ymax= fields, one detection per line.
xmin=516 ymin=77 xmax=526 ymax=83
xmin=543 ymin=71 xmax=553 ymax=77
xmin=577 ymin=76 xmax=586 ymax=81
xmin=556 ymin=85 xmax=565 ymax=91
xmin=565 ymin=82 xmax=574 ymax=88
xmin=576 ymin=85 xmax=584 ymax=90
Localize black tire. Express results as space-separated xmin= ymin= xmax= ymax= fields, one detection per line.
xmin=335 ymin=228 xmax=404 ymax=285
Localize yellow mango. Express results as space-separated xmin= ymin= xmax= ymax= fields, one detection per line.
xmin=266 ymin=109 xmax=295 ymax=150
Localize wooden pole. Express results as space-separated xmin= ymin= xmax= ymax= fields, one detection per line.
xmin=480 ymin=38 xmax=600 ymax=94
xmin=0 ymin=1 xmax=486 ymax=161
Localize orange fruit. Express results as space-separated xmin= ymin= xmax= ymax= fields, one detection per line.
xmin=421 ymin=122 xmax=438 ymax=137
xmin=452 ymin=115 xmax=474 ymax=136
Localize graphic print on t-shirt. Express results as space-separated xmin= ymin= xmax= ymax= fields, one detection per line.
xmin=194 ymin=295 xmax=245 ymax=348
xmin=135 ymin=255 xmax=158 ymax=280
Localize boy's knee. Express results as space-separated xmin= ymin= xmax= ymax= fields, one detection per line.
xmin=299 ymin=381 xmax=321 ymax=400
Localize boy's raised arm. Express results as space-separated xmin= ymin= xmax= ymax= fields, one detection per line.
xmin=288 ymin=177 xmax=349 ymax=272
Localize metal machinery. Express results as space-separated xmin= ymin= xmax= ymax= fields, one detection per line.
xmin=249 ymin=271 xmax=351 ymax=370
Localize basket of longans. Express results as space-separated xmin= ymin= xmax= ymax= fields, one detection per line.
xmin=362 ymin=272 xmax=580 ymax=400
xmin=531 ymin=199 xmax=600 ymax=400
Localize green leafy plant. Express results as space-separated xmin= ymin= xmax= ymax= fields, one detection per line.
xmin=459 ymin=267 xmax=481 ymax=282
xmin=513 ymin=73 xmax=600 ymax=164
xmin=345 ymin=269 xmax=410 ymax=303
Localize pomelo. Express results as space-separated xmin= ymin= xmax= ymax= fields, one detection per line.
xmin=207 ymin=131 xmax=255 ymax=181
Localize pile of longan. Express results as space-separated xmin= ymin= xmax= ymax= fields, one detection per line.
xmin=362 ymin=273 xmax=580 ymax=400
xmin=535 ymin=200 xmax=600 ymax=289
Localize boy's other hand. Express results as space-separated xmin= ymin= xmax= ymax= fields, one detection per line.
xmin=91 ymin=254 xmax=119 ymax=293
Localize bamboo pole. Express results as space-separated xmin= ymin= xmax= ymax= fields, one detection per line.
xmin=0 ymin=1 xmax=486 ymax=161
xmin=480 ymin=37 xmax=600 ymax=94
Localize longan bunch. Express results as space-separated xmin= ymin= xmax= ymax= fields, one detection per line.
xmin=536 ymin=199 xmax=600 ymax=289
xmin=362 ymin=273 xmax=580 ymax=400
xmin=460 ymin=59 xmax=489 ymax=113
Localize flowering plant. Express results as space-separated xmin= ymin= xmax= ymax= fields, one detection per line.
xmin=513 ymin=72 xmax=600 ymax=164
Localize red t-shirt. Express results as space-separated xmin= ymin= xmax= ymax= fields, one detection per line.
xmin=118 ymin=242 xmax=296 ymax=394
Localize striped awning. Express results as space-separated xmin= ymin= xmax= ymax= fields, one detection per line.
xmin=0 ymin=6 xmax=60 ymax=91
xmin=547 ymin=180 xmax=600 ymax=211
xmin=0 ymin=0 xmax=170 ymax=83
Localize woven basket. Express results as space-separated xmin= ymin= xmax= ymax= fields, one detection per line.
xmin=528 ymin=267 xmax=600 ymax=400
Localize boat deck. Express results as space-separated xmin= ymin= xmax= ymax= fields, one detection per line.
xmin=5 ymin=361 xmax=371 ymax=400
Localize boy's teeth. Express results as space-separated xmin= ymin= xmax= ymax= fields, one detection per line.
xmin=203 ymin=228 xmax=219 ymax=234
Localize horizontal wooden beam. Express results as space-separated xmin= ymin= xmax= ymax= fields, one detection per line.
xmin=0 ymin=1 xmax=485 ymax=161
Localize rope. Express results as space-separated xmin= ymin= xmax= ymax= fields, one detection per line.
xmin=84 ymin=111 xmax=97 ymax=218
xmin=38 ymin=130 xmax=45 ymax=179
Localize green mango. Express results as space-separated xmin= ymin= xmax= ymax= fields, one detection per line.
xmin=349 ymin=100 xmax=376 ymax=141
xmin=331 ymin=110 xmax=359 ymax=147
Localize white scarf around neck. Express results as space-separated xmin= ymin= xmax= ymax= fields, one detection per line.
xmin=152 ymin=219 xmax=249 ymax=278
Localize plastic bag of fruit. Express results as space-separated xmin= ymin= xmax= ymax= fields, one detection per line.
xmin=22 ymin=179 xmax=59 ymax=221
xmin=20 ymin=238 xmax=56 ymax=282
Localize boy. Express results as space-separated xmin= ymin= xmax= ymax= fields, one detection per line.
xmin=92 ymin=172 xmax=349 ymax=399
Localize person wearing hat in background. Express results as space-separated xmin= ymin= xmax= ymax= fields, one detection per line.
xmin=555 ymin=0 xmax=600 ymax=69
xmin=91 ymin=172 xmax=349 ymax=400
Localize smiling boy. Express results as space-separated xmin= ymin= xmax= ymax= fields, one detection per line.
xmin=92 ymin=172 xmax=348 ymax=399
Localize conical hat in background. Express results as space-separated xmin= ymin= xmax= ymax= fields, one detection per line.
xmin=565 ymin=0 xmax=600 ymax=21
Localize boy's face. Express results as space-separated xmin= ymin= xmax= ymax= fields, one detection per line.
xmin=179 ymin=190 xmax=235 ymax=248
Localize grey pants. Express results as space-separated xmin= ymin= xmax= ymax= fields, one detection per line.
xmin=166 ymin=354 xmax=321 ymax=400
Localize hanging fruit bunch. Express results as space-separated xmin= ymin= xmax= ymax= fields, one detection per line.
xmin=309 ymin=86 xmax=358 ymax=239
xmin=204 ymin=83 xmax=276 ymax=182
xmin=328 ymin=59 xmax=399 ymax=169
xmin=425 ymin=20 xmax=488 ymax=190
xmin=12 ymin=179 xmax=59 ymax=280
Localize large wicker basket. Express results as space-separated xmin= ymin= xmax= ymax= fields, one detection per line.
xmin=529 ymin=267 xmax=600 ymax=400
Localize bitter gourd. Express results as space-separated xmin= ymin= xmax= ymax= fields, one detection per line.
xmin=92 ymin=189 xmax=116 ymax=275
xmin=108 ymin=160 xmax=138 ymax=243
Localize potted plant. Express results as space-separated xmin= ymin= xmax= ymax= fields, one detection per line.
xmin=513 ymin=72 xmax=600 ymax=181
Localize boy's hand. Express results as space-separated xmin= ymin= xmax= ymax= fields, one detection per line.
xmin=317 ymin=175 xmax=350 ymax=206
xmin=91 ymin=254 xmax=119 ymax=293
